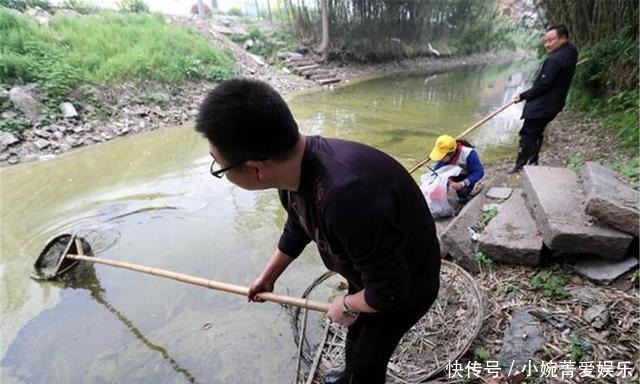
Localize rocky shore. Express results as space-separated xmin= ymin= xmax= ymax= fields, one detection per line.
xmin=0 ymin=12 xmax=539 ymax=166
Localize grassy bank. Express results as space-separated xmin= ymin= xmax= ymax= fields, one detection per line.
xmin=0 ymin=9 xmax=235 ymax=130
xmin=565 ymin=28 xmax=639 ymax=183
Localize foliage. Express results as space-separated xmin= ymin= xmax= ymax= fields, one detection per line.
xmin=496 ymin=283 xmax=517 ymax=295
xmin=473 ymin=251 xmax=494 ymax=268
xmin=480 ymin=206 xmax=498 ymax=226
xmin=0 ymin=0 xmax=52 ymax=11
xmin=491 ymin=19 xmax=538 ymax=51
xmin=231 ymin=26 xmax=294 ymax=59
xmin=226 ymin=7 xmax=243 ymax=17
xmin=473 ymin=347 xmax=492 ymax=363
xmin=609 ymin=156 xmax=640 ymax=185
xmin=118 ymin=0 xmax=149 ymax=13
xmin=537 ymin=2 xmax=639 ymax=153
xmin=0 ymin=10 xmax=235 ymax=111
xmin=283 ymin=0 xmax=513 ymax=61
xmin=530 ymin=271 xmax=568 ymax=300
xmin=61 ymin=0 xmax=100 ymax=14
xmin=567 ymin=155 xmax=583 ymax=172
xmin=569 ymin=334 xmax=583 ymax=361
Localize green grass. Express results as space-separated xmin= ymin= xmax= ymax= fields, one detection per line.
xmin=473 ymin=251 xmax=494 ymax=268
xmin=0 ymin=10 xmax=235 ymax=109
xmin=530 ymin=271 xmax=569 ymax=300
xmin=480 ymin=206 xmax=498 ymax=226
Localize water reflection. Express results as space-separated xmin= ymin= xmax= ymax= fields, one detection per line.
xmin=1 ymin=60 xmax=535 ymax=383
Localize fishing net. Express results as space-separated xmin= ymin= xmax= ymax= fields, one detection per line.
xmin=31 ymin=233 xmax=93 ymax=280
xmin=293 ymin=260 xmax=484 ymax=383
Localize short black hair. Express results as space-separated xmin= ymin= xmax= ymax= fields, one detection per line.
xmin=195 ymin=79 xmax=299 ymax=163
xmin=547 ymin=24 xmax=569 ymax=39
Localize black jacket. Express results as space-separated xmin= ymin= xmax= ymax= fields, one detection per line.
xmin=520 ymin=42 xmax=578 ymax=119
xmin=278 ymin=136 xmax=441 ymax=312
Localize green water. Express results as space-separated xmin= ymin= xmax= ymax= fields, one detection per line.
xmin=0 ymin=61 xmax=533 ymax=383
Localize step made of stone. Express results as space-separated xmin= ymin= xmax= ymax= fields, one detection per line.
xmin=311 ymin=73 xmax=338 ymax=80
xmin=295 ymin=64 xmax=320 ymax=72
xmin=316 ymin=77 xmax=342 ymax=85
xmin=301 ymin=68 xmax=331 ymax=77
xmin=308 ymin=70 xmax=333 ymax=78
xmin=479 ymin=189 xmax=543 ymax=266
xmin=286 ymin=56 xmax=312 ymax=62
xmin=581 ymin=162 xmax=639 ymax=236
xmin=522 ymin=166 xmax=632 ymax=259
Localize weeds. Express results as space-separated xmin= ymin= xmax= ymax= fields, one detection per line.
xmin=569 ymin=334 xmax=584 ymax=361
xmin=473 ymin=251 xmax=494 ymax=268
xmin=530 ymin=271 xmax=569 ymax=300
xmin=480 ymin=206 xmax=498 ymax=226
xmin=473 ymin=347 xmax=492 ymax=363
xmin=567 ymin=155 xmax=584 ymax=172
xmin=609 ymin=156 xmax=640 ymax=185
xmin=496 ymin=283 xmax=518 ymax=295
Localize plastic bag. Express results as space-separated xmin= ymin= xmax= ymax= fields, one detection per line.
xmin=420 ymin=165 xmax=462 ymax=219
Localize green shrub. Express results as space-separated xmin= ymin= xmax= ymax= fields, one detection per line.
xmin=227 ymin=7 xmax=243 ymax=16
xmin=0 ymin=0 xmax=52 ymax=11
xmin=61 ymin=0 xmax=100 ymax=14
xmin=118 ymin=0 xmax=149 ymax=13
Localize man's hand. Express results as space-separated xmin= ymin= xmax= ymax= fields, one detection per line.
xmin=248 ymin=276 xmax=274 ymax=302
xmin=327 ymin=295 xmax=359 ymax=327
xmin=512 ymin=94 xmax=522 ymax=103
xmin=449 ymin=180 xmax=466 ymax=191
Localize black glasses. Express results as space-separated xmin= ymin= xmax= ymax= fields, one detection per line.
xmin=210 ymin=158 xmax=267 ymax=178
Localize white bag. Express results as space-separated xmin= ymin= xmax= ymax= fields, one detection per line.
xmin=420 ymin=165 xmax=462 ymax=219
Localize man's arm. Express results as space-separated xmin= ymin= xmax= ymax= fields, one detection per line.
xmin=248 ymin=248 xmax=295 ymax=302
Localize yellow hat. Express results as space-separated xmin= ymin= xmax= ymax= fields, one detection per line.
xmin=430 ymin=135 xmax=456 ymax=160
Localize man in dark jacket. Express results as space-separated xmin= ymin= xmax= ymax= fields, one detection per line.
xmin=195 ymin=79 xmax=441 ymax=384
xmin=509 ymin=24 xmax=578 ymax=173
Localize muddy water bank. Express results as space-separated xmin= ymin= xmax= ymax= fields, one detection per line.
xmin=1 ymin=50 xmax=531 ymax=166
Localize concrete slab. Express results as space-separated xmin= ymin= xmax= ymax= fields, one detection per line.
xmin=479 ymin=189 xmax=543 ymax=265
xmin=522 ymin=166 xmax=633 ymax=260
xmin=486 ymin=187 xmax=513 ymax=200
xmin=581 ymin=162 xmax=639 ymax=236
xmin=570 ymin=256 xmax=639 ymax=285
xmin=439 ymin=191 xmax=485 ymax=274
xmin=498 ymin=310 xmax=545 ymax=374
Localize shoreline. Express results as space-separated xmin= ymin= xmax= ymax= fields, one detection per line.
xmin=0 ymin=50 xmax=532 ymax=167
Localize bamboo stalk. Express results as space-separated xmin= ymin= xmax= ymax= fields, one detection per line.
xmin=66 ymin=254 xmax=330 ymax=313
xmin=407 ymin=101 xmax=516 ymax=174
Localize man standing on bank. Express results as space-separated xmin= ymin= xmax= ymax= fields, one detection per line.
xmin=195 ymin=79 xmax=441 ymax=384
xmin=509 ymin=23 xmax=578 ymax=173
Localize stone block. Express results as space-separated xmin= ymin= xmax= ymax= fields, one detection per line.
xmin=479 ymin=189 xmax=543 ymax=265
xmin=522 ymin=166 xmax=632 ymax=260
xmin=581 ymin=162 xmax=639 ymax=236
xmin=439 ymin=192 xmax=484 ymax=274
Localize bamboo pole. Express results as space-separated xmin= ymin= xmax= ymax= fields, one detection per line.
xmin=66 ymin=254 xmax=330 ymax=313
xmin=408 ymin=58 xmax=589 ymax=175
xmin=407 ymin=100 xmax=516 ymax=174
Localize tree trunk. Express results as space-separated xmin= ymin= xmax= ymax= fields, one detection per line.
xmin=317 ymin=0 xmax=330 ymax=59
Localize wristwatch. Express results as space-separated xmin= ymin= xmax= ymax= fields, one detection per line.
xmin=341 ymin=295 xmax=360 ymax=319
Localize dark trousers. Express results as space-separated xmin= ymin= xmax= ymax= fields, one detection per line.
xmin=338 ymin=286 xmax=439 ymax=383
xmin=515 ymin=117 xmax=553 ymax=169
xmin=449 ymin=174 xmax=474 ymax=203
